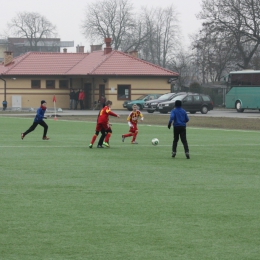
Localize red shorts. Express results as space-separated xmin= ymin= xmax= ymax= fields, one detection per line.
xmin=129 ymin=123 xmax=138 ymax=133
xmin=96 ymin=122 xmax=110 ymax=132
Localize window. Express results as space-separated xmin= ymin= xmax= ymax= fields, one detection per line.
xmin=31 ymin=80 xmax=41 ymax=89
xmin=46 ymin=80 xmax=55 ymax=89
xmin=231 ymin=73 xmax=260 ymax=86
xmin=193 ymin=95 xmax=201 ymax=102
xmin=117 ymin=85 xmax=131 ymax=100
xmin=148 ymin=95 xmax=157 ymax=100
xmin=231 ymin=74 xmax=245 ymax=85
xmin=59 ymin=80 xmax=69 ymax=89
xmin=201 ymin=95 xmax=211 ymax=101
xmin=183 ymin=96 xmax=192 ymax=102
xmin=240 ymin=74 xmax=251 ymax=85
xmin=251 ymin=74 xmax=260 ymax=85
xmin=231 ymin=74 xmax=252 ymax=86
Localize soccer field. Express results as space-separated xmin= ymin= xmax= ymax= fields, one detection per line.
xmin=1 ymin=117 xmax=260 ymax=260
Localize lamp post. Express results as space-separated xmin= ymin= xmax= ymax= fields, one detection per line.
xmin=0 ymin=76 xmax=7 ymax=110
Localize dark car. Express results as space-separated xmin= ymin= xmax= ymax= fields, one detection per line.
xmin=123 ymin=94 xmax=162 ymax=110
xmin=143 ymin=93 xmax=177 ymax=113
xmin=143 ymin=92 xmax=189 ymax=113
xmin=158 ymin=93 xmax=214 ymax=114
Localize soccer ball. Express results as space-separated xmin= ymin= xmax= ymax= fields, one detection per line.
xmin=152 ymin=138 xmax=159 ymax=146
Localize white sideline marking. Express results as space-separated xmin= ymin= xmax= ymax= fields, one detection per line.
xmin=1 ymin=143 xmax=260 ymax=148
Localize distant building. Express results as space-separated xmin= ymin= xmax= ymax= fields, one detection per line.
xmin=0 ymin=39 xmax=9 ymax=62
xmin=0 ymin=37 xmax=74 ymax=60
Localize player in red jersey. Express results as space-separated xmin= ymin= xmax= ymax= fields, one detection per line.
xmin=89 ymin=100 xmax=119 ymax=148
xmin=122 ymin=104 xmax=144 ymax=144
xmin=89 ymin=108 xmax=108 ymax=148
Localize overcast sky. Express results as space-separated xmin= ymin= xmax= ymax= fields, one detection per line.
xmin=0 ymin=0 xmax=202 ymax=52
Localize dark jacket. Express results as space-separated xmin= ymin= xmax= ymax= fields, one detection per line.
xmin=169 ymin=107 xmax=189 ymax=127
xmin=75 ymin=91 xmax=80 ymax=101
xmin=69 ymin=91 xmax=75 ymax=99
xmin=34 ymin=107 xmax=46 ymax=123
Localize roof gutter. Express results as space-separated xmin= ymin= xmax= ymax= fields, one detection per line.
xmin=0 ymin=76 xmax=6 ymax=101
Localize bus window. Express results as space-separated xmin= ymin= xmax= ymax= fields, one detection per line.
xmin=241 ymin=74 xmax=251 ymax=85
xmin=231 ymin=74 xmax=241 ymax=85
xmin=231 ymin=74 xmax=251 ymax=85
xmin=251 ymin=74 xmax=260 ymax=85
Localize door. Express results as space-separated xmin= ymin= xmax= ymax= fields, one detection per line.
xmin=12 ymin=95 xmax=22 ymax=109
xmin=182 ymin=95 xmax=193 ymax=112
xmin=192 ymin=94 xmax=202 ymax=111
xmin=84 ymin=83 xmax=92 ymax=109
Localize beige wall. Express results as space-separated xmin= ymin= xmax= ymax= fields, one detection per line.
xmin=0 ymin=76 xmax=172 ymax=110
xmin=0 ymin=78 xmax=70 ymax=109
xmin=105 ymin=77 xmax=171 ymax=109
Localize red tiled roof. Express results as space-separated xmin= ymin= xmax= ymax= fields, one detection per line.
xmin=91 ymin=51 xmax=178 ymax=76
xmin=0 ymin=52 xmax=88 ymax=75
xmin=0 ymin=50 xmax=178 ymax=77
xmin=67 ymin=51 xmax=107 ymax=75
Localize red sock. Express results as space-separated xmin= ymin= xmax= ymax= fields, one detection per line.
xmin=105 ymin=133 xmax=111 ymax=143
xmin=91 ymin=134 xmax=97 ymax=144
xmin=132 ymin=132 xmax=137 ymax=142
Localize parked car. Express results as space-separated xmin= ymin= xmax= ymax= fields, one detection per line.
xmin=124 ymin=94 xmax=162 ymax=110
xmin=144 ymin=92 xmax=186 ymax=113
xmin=158 ymin=93 xmax=214 ymax=114
xmin=123 ymin=100 xmax=130 ymax=108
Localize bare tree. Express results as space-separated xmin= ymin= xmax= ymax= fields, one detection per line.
xmin=82 ymin=0 xmax=135 ymax=50
xmin=119 ymin=15 xmax=149 ymax=52
xmin=191 ymin=26 xmax=238 ymax=84
xmin=141 ymin=5 xmax=179 ymax=68
xmin=8 ymin=12 xmax=57 ymax=50
xmin=198 ymin=0 xmax=260 ymax=69
xmin=82 ymin=1 xmax=179 ymax=68
xmin=169 ymin=50 xmax=196 ymax=89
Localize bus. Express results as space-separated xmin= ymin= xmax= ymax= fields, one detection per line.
xmin=225 ymin=70 xmax=260 ymax=112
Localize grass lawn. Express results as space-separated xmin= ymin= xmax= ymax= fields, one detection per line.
xmin=1 ymin=116 xmax=260 ymax=260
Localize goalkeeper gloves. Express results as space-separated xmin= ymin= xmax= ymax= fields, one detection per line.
xmin=168 ymin=123 xmax=171 ymax=129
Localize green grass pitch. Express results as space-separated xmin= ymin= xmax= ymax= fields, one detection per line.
xmin=1 ymin=117 xmax=260 ymax=260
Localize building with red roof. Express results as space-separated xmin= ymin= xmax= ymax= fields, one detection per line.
xmin=0 ymin=38 xmax=179 ymax=109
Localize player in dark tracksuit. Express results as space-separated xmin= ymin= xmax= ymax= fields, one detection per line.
xmin=21 ymin=100 xmax=50 ymax=140
xmin=168 ymin=100 xmax=190 ymax=159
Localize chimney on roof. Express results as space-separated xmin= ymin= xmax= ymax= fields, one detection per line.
xmin=129 ymin=50 xmax=138 ymax=58
xmin=91 ymin=44 xmax=102 ymax=52
xmin=79 ymin=46 xmax=84 ymax=53
xmin=63 ymin=48 xmax=67 ymax=53
xmin=76 ymin=45 xmax=85 ymax=53
xmin=4 ymin=51 xmax=13 ymax=66
xmin=104 ymin=38 xmax=112 ymax=55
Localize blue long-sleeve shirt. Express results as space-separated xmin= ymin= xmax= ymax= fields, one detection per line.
xmin=168 ymin=107 xmax=189 ymax=127
xmin=34 ymin=107 xmax=46 ymax=122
